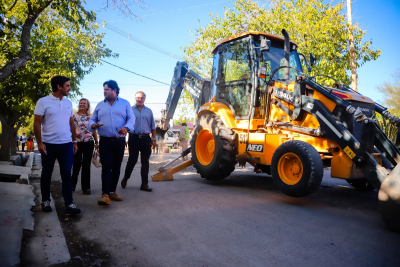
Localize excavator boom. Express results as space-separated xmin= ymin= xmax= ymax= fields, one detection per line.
xmin=159 ymin=61 xmax=211 ymax=131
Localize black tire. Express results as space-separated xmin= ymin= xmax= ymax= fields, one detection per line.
xmin=271 ymin=140 xmax=323 ymax=197
xmin=346 ymin=178 xmax=375 ymax=191
xmin=191 ymin=113 xmax=237 ymax=180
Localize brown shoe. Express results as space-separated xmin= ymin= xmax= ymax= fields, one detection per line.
xmin=110 ymin=192 xmax=123 ymax=201
xmin=121 ymin=177 xmax=128 ymax=189
xmin=140 ymin=184 xmax=153 ymax=192
xmin=83 ymin=189 xmax=91 ymax=195
xmin=98 ymin=194 xmax=111 ymax=206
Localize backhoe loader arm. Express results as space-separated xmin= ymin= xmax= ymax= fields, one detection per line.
xmin=159 ymin=61 xmax=211 ymax=131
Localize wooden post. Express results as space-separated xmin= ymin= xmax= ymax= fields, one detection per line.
xmin=347 ymin=0 xmax=357 ymax=91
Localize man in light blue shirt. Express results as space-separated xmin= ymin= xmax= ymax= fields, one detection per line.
xmin=121 ymin=91 xmax=156 ymax=192
xmin=89 ymin=80 xmax=135 ymax=206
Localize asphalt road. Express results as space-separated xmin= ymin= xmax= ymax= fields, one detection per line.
xmin=51 ymin=151 xmax=400 ymax=267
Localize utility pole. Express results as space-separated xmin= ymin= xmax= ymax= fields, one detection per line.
xmin=347 ymin=0 xmax=357 ymax=91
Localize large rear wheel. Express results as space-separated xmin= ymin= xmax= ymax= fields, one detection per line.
xmin=191 ymin=113 xmax=237 ymax=180
xmin=271 ymin=140 xmax=323 ymax=197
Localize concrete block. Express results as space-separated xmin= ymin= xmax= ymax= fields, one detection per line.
xmin=10 ymin=154 xmax=22 ymax=166
xmin=25 ymin=153 xmax=34 ymax=169
xmin=0 ymin=182 xmax=35 ymax=266
xmin=0 ymin=165 xmax=31 ymax=178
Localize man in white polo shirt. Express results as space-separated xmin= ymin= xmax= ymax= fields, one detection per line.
xmin=34 ymin=76 xmax=81 ymax=215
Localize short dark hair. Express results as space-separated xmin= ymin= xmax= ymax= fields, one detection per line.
xmin=51 ymin=76 xmax=70 ymax=92
xmin=103 ymin=80 xmax=120 ymax=95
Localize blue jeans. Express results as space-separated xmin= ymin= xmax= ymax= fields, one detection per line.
xmin=99 ymin=137 xmax=126 ymax=195
xmin=41 ymin=142 xmax=74 ymax=206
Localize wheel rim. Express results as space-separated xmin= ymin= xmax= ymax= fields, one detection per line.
xmin=277 ymin=152 xmax=303 ymax=185
xmin=195 ymin=129 xmax=215 ymax=166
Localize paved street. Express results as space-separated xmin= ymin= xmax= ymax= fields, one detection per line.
xmin=33 ymin=151 xmax=400 ymax=266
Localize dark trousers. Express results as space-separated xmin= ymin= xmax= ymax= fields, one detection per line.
xmin=99 ymin=137 xmax=125 ymax=195
xmin=72 ymin=141 xmax=94 ymax=191
xmin=40 ymin=142 xmax=74 ymax=206
xmin=124 ymin=135 xmax=152 ymax=185
xmin=21 ymin=143 xmax=25 ymax=151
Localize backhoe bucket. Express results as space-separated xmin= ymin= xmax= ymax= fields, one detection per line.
xmin=379 ymin=163 xmax=400 ymax=232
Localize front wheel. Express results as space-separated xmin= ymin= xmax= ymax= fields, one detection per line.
xmin=191 ymin=113 xmax=237 ymax=180
xmin=271 ymin=140 xmax=323 ymax=197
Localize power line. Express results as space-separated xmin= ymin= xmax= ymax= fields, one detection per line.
xmin=97 ymin=19 xmax=184 ymax=61
xmin=99 ymin=59 xmax=170 ymax=86
xmin=108 ymin=0 xmax=233 ymax=22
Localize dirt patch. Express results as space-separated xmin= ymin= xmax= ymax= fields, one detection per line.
xmin=50 ymin=181 xmax=115 ymax=267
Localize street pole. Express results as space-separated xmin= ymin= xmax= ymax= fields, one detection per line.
xmin=347 ymin=0 xmax=358 ymax=91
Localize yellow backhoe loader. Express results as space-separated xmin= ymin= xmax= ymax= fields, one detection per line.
xmin=153 ymin=30 xmax=400 ymax=232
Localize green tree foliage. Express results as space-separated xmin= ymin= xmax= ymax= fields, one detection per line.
xmin=0 ymin=0 xmax=144 ymax=82
xmin=174 ymin=90 xmax=196 ymax=121
xmin=377 ymin=71 xmax=400 ymax=116
xmin=182 ymin=0 xmax=380 ymax=87
xmin=376 ymin=116 xmax=398 ymax=144
xmin=0 ymin=2 xmax=114 ymax=160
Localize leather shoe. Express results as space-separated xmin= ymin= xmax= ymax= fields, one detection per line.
xmin=98 ymin=194 xmax=111 ymax=206
xmin=121 ymin=177 xmax=128 ymax=189
xmin=140 ymin=184 xmax=152 ymax=192
xmin=110 ymin=192 xmax=123 ymax=201
xmin=83 ymin=189 xmax=91 ymax=195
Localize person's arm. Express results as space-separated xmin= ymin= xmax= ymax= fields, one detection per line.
xmin=89 ymin=105 xmax=103 ymax=130
xmin=93 ymin=129 xmax=99 ymax=151
xmin=123 ymin=101 xmax=135 ymax=133
xmin=70 ymin=117 xmax=78 ymax=154
xmin=179 ymin=128 xmax=184 ymax=141
xmin=151 ymin=129 xmax=156 ymax=148
xmin=34 ymin=115 xmax=46 ymax=155
xmin=150 ymin=111 xmax=156 ymax=148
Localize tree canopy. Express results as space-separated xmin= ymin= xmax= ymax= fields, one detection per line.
xmin=377 ymin=71 xmax=400 ymax=116
xmin=0 ymin=2 xmax=114 ymax=160
xmin=182 ymin=0 xmax=380 ymax=87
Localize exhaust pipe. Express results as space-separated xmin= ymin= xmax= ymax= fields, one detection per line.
xmin=282 ymin=29 xmax=290 ymax=80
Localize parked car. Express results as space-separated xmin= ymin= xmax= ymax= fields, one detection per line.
xmin=163 ymin=131 xmax=179 ymax=148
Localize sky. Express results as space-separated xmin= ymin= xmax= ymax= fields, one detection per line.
xmin=76 ymin=0 xmax=400 ymax=119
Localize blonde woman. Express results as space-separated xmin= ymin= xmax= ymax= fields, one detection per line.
xmin=72 ymin=98 xmax=99 ymax=194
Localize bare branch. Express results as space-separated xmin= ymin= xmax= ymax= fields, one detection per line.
xmin=9 ymin=0 xmax=18 ymax=12
xmin=99 ymin=0 xmax=147 ymax=20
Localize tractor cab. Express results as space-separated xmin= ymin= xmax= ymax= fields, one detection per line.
xmin=210 ymin=31 xmax=304 ymax=120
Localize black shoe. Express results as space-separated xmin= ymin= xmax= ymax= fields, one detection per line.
xmin=140 ymin=184 xmax=153 ymax=192
xmin=65 ymin=203 xmax=81 ymax=215
xmin=41 ymin=200 xmax=52 ymax=212
xmin=121 ymin=177 xmax=128 ymax=189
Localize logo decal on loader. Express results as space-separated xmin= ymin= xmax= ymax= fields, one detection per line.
xmin=247 ymin=144 xmax=264 ymax=152
xmin=274 ymin=90 xmax=293 ymax=101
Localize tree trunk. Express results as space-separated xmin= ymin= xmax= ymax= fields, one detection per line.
xmin=347 ymin=0 xmax=357 ymax=91
xmin=0 ymin=120 xmax=13 ymax=161
xmin=10 ymin=129 xmax=17 ymax=155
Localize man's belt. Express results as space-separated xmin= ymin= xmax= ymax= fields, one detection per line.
xmin=100 ymin=136 xmax=125 ymax=141
xmin=130 ymin=133 xmax=150 ymax=138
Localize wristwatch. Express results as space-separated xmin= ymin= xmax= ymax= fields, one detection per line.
xmin=152 ymin=138 xmax=156 ymax=141
xmin=125 ymin=127 xmax=130 ymax=132
xmin=73 ymin=140 xmax=78 ymax=143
